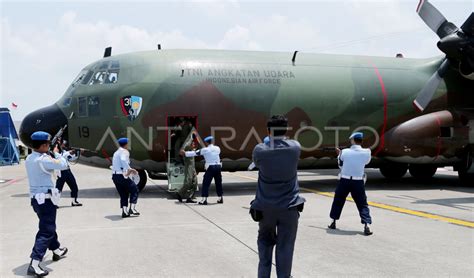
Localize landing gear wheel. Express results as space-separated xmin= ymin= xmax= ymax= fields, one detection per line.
xmin=137 ymin=170 xmax=148 ymax=192
xmin=457 ymin=155 xmax=474 ymax=186
xmin=379 ymin=163 xmax=408 ymax=179
xmin=409 ymin=164 xmax=437 ymax=180
xmin=458 ymin=170 xmax=474 ymax=185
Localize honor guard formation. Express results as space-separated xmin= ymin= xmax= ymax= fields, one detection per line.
xmin=22 ymin=114 xmax=381 ymax=277
xmin=9 ymin=1 xmax=473 ymax=276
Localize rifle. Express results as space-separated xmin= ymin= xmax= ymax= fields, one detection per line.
xmin=49 ymin=124 xmax=68 ymax=157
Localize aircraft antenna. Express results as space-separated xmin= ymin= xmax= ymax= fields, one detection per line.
xmin=103 ymin=47 xmax=112 ymax=58
xmin=292 ymin=51 xmax=299 ymax=66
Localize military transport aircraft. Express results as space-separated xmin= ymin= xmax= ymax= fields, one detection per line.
xmin=20 ymin=0 xmax=474 ymax=190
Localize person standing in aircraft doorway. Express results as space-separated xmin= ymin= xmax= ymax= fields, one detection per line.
xmin=181 ymin=134 xmax=223 ymax=205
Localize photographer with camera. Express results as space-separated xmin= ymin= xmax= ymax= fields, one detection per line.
xmin=250 ymin=115 xmax=305 ymax=278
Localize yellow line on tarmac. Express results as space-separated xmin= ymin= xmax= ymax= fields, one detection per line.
xmin=301 ymin=187 xmax=474 ymax=228
xmin=229 ymin=173 xmax=474 ymax=228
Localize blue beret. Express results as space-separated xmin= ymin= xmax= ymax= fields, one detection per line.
xmin=263 ymin=136 xmax=270 ymax=144
xmin=31 ymin=131 xmax=51 ymax=141
xmin=204 ymin=136 xmax=213 ymax=143
xmin=349 ymin=132 xmax=364 ymax=140
xmin=118 ymin=137 xmax=128 ymax=145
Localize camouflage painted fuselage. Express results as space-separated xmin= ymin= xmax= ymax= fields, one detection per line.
xmin=54 ymin=49 xmax=473 ymax=172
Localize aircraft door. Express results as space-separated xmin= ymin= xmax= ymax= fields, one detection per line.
xmin=166 ymin=116 xmax=198 ymax=192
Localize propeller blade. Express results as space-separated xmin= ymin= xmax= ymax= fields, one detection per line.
xmin=413 ymin=59 xmax=450 ymax=112
xmin=416 ymin=0 xmax=457 ymax=38
xmin=461 ymin=12 xmax=474 ymax=36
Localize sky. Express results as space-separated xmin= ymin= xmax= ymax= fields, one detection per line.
xmin=1 ymin=0 xmax=472 ymax=120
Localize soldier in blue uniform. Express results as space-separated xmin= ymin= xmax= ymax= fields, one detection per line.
xmin=111 ymin=138 xmax=140 ymax=218
xmin=25 ymin=131 xmax=69 ymax=277
xmin=328 ymin=132 xmax=373 ymax=236
xmin=55 ymin=139 xmax=82 ymax=206
xmin=250 ymin=115 xmax=305 ymax=278
xmin=182 ymin=135 xmax=223 ymax=205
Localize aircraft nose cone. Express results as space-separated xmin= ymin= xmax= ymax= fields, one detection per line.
xmin=19 ymin=104 xmax=68 ymax=148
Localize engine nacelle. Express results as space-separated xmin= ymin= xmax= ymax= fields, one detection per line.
xmin=381 ymin=110 xmax=465 ymax=164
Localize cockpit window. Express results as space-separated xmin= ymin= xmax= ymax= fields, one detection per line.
xmin=81 ymin=70 xmax=94 ymax=85
xmin=71 ymin=60 xmax=120 ymax=87
xmin=88 ymin=60 xmax=120 ymax=85
xmin=98 ymin=61 xmax=109 ymax=70
xmin=111 ymin=60 xmax=120 ymax=69
xmin=90 ymin=71 xmax=107 ymax=85
xmin=71 ymin=69 xmax=89 ymax=87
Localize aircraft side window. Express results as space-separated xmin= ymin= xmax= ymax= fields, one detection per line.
xmin=62 ymin=98 xmax=72 ymax=107
xmin=88 ymin=96 xmax=100 ymax=116
xmin=78 ymin=97 xmax=88 ymax=117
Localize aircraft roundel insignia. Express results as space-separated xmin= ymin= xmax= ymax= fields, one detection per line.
xmin=120 ymin=95 xmax=143 ymax=121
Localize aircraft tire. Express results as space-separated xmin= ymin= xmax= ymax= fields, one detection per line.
xmin=457 ymin=155 xmax=474 ymax=186
xmin=458 ymin=170 xmax=474 ymax=185
xmin=137 ymin=170 xmax=148 ymax=192
xmin=409 ymin=164 xmax=437 ymax=180
xmin=379 ymin=163 xmax=408 ymax=179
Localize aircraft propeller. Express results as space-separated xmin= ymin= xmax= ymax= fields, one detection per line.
xmin=413 ymin=0 xmax=474 ymax=112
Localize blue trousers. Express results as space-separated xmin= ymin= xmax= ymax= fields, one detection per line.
xmin=258 ymin=208 xmax=299 ymax=278
xmin=201 ymin=165 xmax=223 ymax=197
xmin=112 ymin=174 xmax=138 ymax=208
xmin=56 ymin=168 xmax=79 ymax=198
xmin=330 ymin=178 xmax=372 ymax=224
xmin=30 ymin=199 xmax=61 ymax=261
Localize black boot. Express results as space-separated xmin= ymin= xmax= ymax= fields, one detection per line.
xmin=71 ymin=199 xmax=82 ymax=207
xmin=328 ymin=220 xmax=336 ymax=229
xmin=198 ymin=200 xmax=208 ymax=205
xmin=364 ymin=224 xmax=373 ymax=236
xmin=177 ymin=194 xmax=183 ymax=203
xmin=129 ymin=208 xmax=140 ymax=216
xmin=52 ymin=247 xmax=68 ymax=261
xmin=27 ymin=260 xmax=49 ymax=277
xmin=217 ymin=197 xmax=224 ymax=204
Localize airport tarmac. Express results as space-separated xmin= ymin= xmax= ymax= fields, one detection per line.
xmin=0 ymin=164 xmax=473 ymax=277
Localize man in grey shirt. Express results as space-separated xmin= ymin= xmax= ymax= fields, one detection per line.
xmin=251 ymin=115 xmax=306 ymax=278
